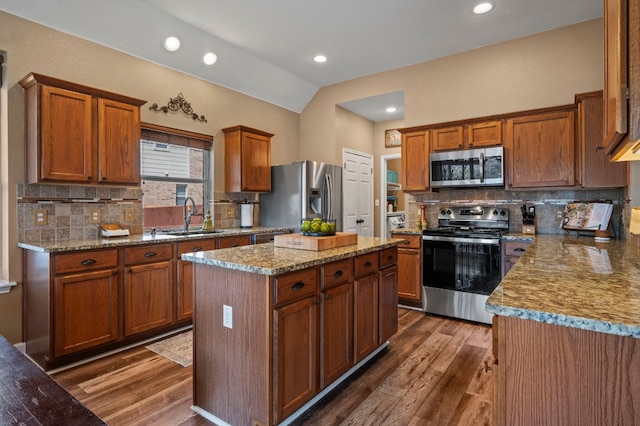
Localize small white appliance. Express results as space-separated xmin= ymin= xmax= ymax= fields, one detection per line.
xmin=386 ymin=211 xmax=405 ymax=237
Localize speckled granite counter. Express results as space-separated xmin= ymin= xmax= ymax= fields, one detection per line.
xmin=18 ymin=227 xmax=292 ymax=253
xmin=486 ymin=234 xmax=640 ymax=338
xmin=182 ymin=236 xmax=401 ymax=275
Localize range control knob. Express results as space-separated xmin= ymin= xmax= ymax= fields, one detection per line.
xmin=446 ymin=209 xmax=452 ymax=215
xmin=499 ymin=210 xmax=506 ymax=216
xmin=492 ymin=209 xmax=498 ymax=216
xmin=440 ymin=209 xmax=447 ymax=215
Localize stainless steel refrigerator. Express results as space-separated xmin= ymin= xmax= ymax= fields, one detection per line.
xmin=259 ymin=161 xmax=342 ymax=232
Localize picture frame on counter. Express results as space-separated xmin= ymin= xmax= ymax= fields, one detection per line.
xmin=385 ymin=129 xmax=401 ymax=148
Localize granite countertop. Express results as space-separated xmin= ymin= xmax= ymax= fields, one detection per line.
xmin=18 ymin=227 xmax=293 ymax=253
xmin=486 ymin=234 xmax=640 ymax=338
xmin=182 ymin=236 xmax=401 ymax=276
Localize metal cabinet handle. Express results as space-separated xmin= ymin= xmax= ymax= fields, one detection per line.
xmin=324 ymin=293 xmax=330 ymax=300
xmin=144 ymin=252 xmax=157 ymax=257
xmin=365 ymin=261 xmax=372 ymax=267
xmin=193 ymin=246 xmax=203 ymax=252
xmin=334 ymin=270 xmax=343 ymax=278
xmin=81 ymin=259 xmax=96 ymax=265
xmin=387 ymin=255 xmax=394 ymax=261
xmin=514 ymin=248 xmax=526 ymax=252
xmin=292 ymin=282 xmax=305 ymax=291
xmin=231 ymin=242 xmax=239 ymax=247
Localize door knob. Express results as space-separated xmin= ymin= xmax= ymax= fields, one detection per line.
xmin=356 ymin=219 xmax=364 ymax=224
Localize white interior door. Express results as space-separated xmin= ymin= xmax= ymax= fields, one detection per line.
xmin=343 ymin=149 xmax=373 ymax=237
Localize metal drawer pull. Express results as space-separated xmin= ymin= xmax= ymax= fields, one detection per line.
xmin=81 ymin=259 xmax=97 ymax=266
xmin=193 ymin=246 xmax=202 ymax=252
xmin=144 ymin=252 xmax=157 ymax=257
xmin=334 ymin=270 xmax=343 ymax=278
xmin=514 ymin=248 xmax=526 ymax=252
xmin=292 ymin=282 xmax=305 ymax=291
xmin=231 ymin=242 xmax=239 ymax=247
xmin=387 ymin=255 xmax=394 ymax=261
xmin=365 ymin=261 xmax=372 ymax=267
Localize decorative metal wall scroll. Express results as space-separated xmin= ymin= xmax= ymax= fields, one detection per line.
xmin=149 ymin=93 xmax=207 ymax=122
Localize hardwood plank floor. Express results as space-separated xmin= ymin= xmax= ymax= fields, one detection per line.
xmin=51 ymin=309 xmax=494 ymax=425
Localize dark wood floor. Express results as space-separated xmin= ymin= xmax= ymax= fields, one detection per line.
xmin=52 ymin=309 xmax=494 ymax=425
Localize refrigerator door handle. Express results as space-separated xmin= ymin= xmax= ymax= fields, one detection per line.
xmin=325 ymin=173 xmax=332 ymax=219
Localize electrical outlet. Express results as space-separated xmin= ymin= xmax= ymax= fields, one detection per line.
xmin=34 ymin=209 xmax=48 ymax=226
xmin=90 ymin=208 xmax=101 ymax=224
xmin=223 ymin=305 xmax=233 ymax=329
xmin=227 ymin=207 xmax=235 ymax=217
xmin=124 ymin=208 xmax=135 ymax=223
xmin=555 ymin=209 xmax=564 ymax=220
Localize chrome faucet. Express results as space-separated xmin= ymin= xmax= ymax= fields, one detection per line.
xmin=183 ymin=197 xmax=198 ymax=232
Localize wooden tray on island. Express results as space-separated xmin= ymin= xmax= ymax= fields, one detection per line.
xmin=273 ymin=232 xmax=358 ymax=251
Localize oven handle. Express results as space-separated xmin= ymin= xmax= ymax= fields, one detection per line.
xmin=479 ymin=152 xmax=485 ymax=184
xmin=422 ymin=235 xmax=500 ymax=245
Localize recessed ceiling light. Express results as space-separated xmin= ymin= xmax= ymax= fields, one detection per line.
xmin=313 ymin=55 xmax=327 ymax=63
xmin=473 ymin=2 xmax=493 ymax=14
xmin=203 ymin=52 xmax=218 ymax=65
xmin=385 ymin=107 xmax=397 ymax=113
xmin=164 ymin=36 xmax=180 ymax=51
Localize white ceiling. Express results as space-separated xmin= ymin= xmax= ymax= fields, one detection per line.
xmin=0 ymin=0 xmax=602 ymax=121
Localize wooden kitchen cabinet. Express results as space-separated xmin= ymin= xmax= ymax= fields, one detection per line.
xmin=319 ymin=259 xmax=354 ymax=389
xmin=576 ymin=91 xmax=627 ymax=187
xmin=353 ymin=252 xmax=379 ymax=363
xmin=392 ymin=233 xmax=423 ymax=307
xmin=501 ymin=239 xmax=531 ymax=278
xmin=273 ymin=267 xmax=319 ymax=423
xmin=19 ymin=73 xmax=145 ymax=185
xmin=431 ymin=126 xmax=464 ymax=151
xmin=218 ymin=234 xmax=252 ymax=248
xmin=603 ymin=0 xmax=640 ymax=160
xmin=400 ymin=130 xmax=430 ymax=191
xmin=53 ymin=250 xmax=120 ymax=357
xmin=378 ymin=248 xmax=398 ymax=343
xmin=124 ymin=244 xmax=174 ymax=336
xmin=222 ymin=125 xmax=273 ymax=192
xmin=430 ymin=120 xmax=503 ymax=152
xmin=506 ymin=108 xmax=576 ymax=188
xmin=176 ymin=238 xmax=218 ymax=321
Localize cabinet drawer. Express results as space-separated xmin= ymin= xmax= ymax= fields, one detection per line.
xmin=503 ymin=241 xmax=531 ymax=257
xmin=379 ymin=247 xmax=398 ymax=268
xmin=392 ymin=234 xmax=421 ymax=249
xmin=273 ymin=268 xmax=318 ymax=306
xmin=218 ymin=235 xmax=251 ymax=249
xmin=124 ymin=244 xmax=173 ymax=265
xmin=178 ymin=238 xmax=218 ymax=256
xmin=354 ymin=252 xmax=379 ymax=278
xmin=321 ymin=258 xmax=353 ymax=289
xmin=54 ymin=249 xmax=118 ymax=274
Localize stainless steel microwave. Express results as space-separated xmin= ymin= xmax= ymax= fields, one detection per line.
xmin=430 ymin=146 xmax=504 ymax=188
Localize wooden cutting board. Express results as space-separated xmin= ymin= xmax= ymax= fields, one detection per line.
xmin=273 ymin=232 xmax=358 ymax=251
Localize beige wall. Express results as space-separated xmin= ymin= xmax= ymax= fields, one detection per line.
xmin=0 ymin=13 xmax=611 ymax=343
xmin=0 ymin=11 xmax=300 ymax=342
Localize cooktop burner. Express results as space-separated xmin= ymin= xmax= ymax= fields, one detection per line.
xmin=423 ymin=205 xmax=509 ymax=239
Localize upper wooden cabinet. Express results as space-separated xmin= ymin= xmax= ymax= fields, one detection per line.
xmin=222 ymin=125 xmax=273 ymax=192
xmin=506 ymin=108 xmax=576 ymax=188
xmin=431 ymin=120 xmax=503 ymax=152
xmin=604 ymin=0 xmax=640 ymax=160
xmin=576 ymin=91 xmax=627 ymax=188
xmin=400 ymin=130 xmax=430 ymax=191
xmin=19 ymin=73 xmax=145 ymax=185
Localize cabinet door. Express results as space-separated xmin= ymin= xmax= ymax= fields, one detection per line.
xmin=431 ymin=126 xmax=463 ymax=151
xmin=603 ymin=0 xmax=628 ymax=153
xmin=401 ymin=131 xmax=430 ymax=191
xmin=97 ymin=98 xmax=141 ymax=184
xmin=176 ymin=239 xmax=218 ymax=321
xmin=466 ymin=120 xmax=503 ymax=148
xmin=273 ymin=296 xmax=318 ymax=423
xmin=241 ymin=131 xmax=271 ymax=192
xmin=378 ymin=265 xmax=398 ymax=344
xmin=397 ymin=247 xmax=422 ymax=302
xmin=124 ymin=260 xmax=174 ymax=336
xmin=578 ymin=92 xmax=627 ymax=188
xmin=507 ymin=110 xmax=575 ymax=188
xmin=54 ymin=269 xmax=119 ymax=356
xmin=353 ymin=273 xmax=378 ymax=363
xmin=41 ymin=86 xmax=94 ymax=182
xmin=320 ymin=282 xmax=353 ymax=389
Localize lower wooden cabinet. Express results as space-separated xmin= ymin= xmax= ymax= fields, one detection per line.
xmin=176 ymin=238 xmax=219 ymax=321
xmin=393 ymin=234 xmax=422 ymax=306
xmin=378 ymin=264 xmax=398 ymax=343
xmin=353 ymin=272 xmax=379 ymax=363
xmin=501 ymin=239 xmax=531 ymax=277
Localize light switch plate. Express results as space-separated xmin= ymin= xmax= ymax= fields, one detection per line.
xmin=90 ymin=208 xmax=101 ymax=224
xmin=34 ymin=209 xmax=48 ymax=226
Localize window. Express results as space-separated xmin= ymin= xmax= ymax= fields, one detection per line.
xmin=140 ymin=123 xmax=213 ymax=230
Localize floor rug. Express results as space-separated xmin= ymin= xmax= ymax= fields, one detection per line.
xmin=145 ymin=330 xmax=192 ymax=367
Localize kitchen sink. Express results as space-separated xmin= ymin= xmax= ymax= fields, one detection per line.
xmin=158 ymin=229 xmax=230 ymax=236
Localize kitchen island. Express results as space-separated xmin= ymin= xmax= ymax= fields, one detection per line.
xmin=182 ymin=236 xmax=400 ymax=426
xmin=486 ymin=234 xmax=640 ymax=425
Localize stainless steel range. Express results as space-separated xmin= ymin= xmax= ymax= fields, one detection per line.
xmin=421 ymin=205 xmax=509 ymax=324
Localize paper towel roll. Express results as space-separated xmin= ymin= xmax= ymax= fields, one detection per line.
xmin=240 ymin=204 xmax=254 ymax=228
